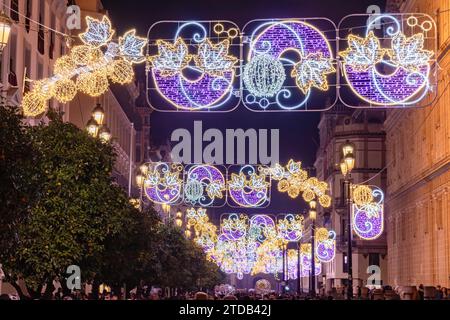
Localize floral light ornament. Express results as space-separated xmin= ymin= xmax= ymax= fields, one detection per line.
xmin=143 ymin=163 xmax=184 ymax=205
xmin=292 ymin=52 xmax=335 ymax=94
xmin=277 ymin=214 xmax=303 ymax=242
xmin=228 ymin=165 xmax=270 ymax=208
xmin=193 ymin=39 xmax=238 ymax=76
xmin=340 ymin=31 xmax=385 ymax=72
xmin=316 ymin=228 xmax=336 ymax=263
xmin=352 ymin=185 xmax=385 ymax=240
xmin=388 ymin=33 xmax=433 ymax=72
xmin=148 ymin=38 xmax=192 ymax=77
xmin=22 ymin=15 xmax=147 ymax=117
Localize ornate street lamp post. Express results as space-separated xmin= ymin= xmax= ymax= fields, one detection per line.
xmin=309 ymin=200 xmax=317 ymax=297
xmin=340 ymin=140 xmax=355 ymax=300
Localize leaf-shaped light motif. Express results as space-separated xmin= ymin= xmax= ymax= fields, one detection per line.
xmin=164 ymin=172 xmax=180 ymax=187
xmin=340 ymin=31 xmax=385 ymax=72
xmin=389 ymin=33 xmax=433 ymax=72
xmin=229 ymin=173 xmax=246 ymax=190
xmin=292 ymin=53 xmax=335 ymax=94
xmin=206 ymin=181 xmax=225 ymax=199
xmin=147 ymin=171 xmax=160 ymax=186
xmin=270 ymin=164 xmax=286 ymax=181
xmin=249 ymin=174 xmax=268 ymax=191
xmin=287 ymin=160 xmax=302 ymax=175
xmin=193 ymin=39 xmax=238 ymax=76
xmin=80 ymin=16 xmax=114 ymax=48
xmin=118 ymin=30 xmax=147 ymax=64
xmin=149 ymin=38 xmax=191 ymax=77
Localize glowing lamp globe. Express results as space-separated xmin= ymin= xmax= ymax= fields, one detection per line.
xmin=86 ymin=118 xmax=99 ymax=137
xmin=98 ymin=125 xmax=112 ymax=143
xmin=243 ymin=54 xmax=286 ymax=98
xmin=0 ymin=12 xmax=13 ymax=53
xmin=92 ymin=103 xmax=105 ymax=125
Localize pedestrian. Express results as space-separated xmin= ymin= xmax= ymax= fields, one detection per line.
xmin=435 ymin=286 xmax=443 ymax=300
xmin=418 ymin=284 xmax=424 ymax=300
xmin=442 ymin=287 xmax=448 ymax=300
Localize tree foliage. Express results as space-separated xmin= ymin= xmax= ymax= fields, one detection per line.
xmin=0 ymin=105 xmax=223 ymax=298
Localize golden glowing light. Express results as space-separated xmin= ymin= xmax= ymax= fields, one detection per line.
xmin=352 ymin=185 xmax=374 ymax=206
xmin=53 ymin=78 xmax=77 ymax=103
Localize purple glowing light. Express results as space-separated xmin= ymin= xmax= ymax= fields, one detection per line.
xmin=251 ymin=21 xmax=332 ymax=60
xmin=352 ymin=205 xmax=384 ymax=240
xmin=344 ymin=65 xmax=429 ymax=105
xmin=153 ymin=69 xmax=233 ymax=110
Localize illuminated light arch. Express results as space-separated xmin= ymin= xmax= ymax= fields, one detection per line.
xmin=352 ymin=186 xmax=385 ymax=240
xmin=227 ymin=165 xmax=271 ymax=208
xmin=147 ymin=21 xmax=240 ymax=112
xmin=143 ymin=162 xmax=184 ymax=205
xmin=242 ymin=19 xmax=336 ymax=111
xmin=316 ymin=229 xmax=336 ymax=263
xmin=22 ymin=15 xmax=147 ymax=117
xmin=184 ymin=164 xmax=227 ymax=207
xmin=339 ymin=14 xmax=436 ymax=107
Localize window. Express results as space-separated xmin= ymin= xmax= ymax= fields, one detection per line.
xmin=49 ymin=15 xmax=56 ymax=59
xmin=8 ymin=33 xmax=17 ymax=86
xmin=10 ymin=0 xmax=19 ymax=22
xmin=24 ymin=45 xmax=32 ymax=92
xmin=25 ymin=0 xmax=32 ymax=33
xmin=38 ymin=0 xmax=45 ymax=55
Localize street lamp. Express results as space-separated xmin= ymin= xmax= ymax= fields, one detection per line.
xmin=92 ymin=103 xmax=105 ymax=126
xmin=98 ymin=125 xmax=111 ymax=143
xmin=340 ymin=140 xmax=355 ymax=300
xmin=309 ymin=201 xmax=317 ymax=298
xmin=86 ymin=118 xmax=99 ymax=138
xmin=0 ymin=12 xmax=13 ymax=53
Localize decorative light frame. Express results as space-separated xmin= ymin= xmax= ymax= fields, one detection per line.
xmin=352 ymin=185 xmax=385 ymax=240
xmin=146 ymin=20 xmax=242 ymax=112
xmin=338 ymin=13 xmax=437 ymax=109
xmin=241 ymin=18 xmax=338 ymax=112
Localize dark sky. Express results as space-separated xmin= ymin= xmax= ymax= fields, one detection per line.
xmin=102 ymin=0 xmax=386 ymax=216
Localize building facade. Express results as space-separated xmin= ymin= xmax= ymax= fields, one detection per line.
xmin=314 ymin=106 xmax=388 ymax=291
xmin=385 ymin=0 xmax=450 ymax=287
xmin=0 ymin=0 xmax=68 ymax=111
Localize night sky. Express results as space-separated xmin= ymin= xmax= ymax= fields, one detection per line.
xmin=102 ymin=0 xmax=386 ymax=216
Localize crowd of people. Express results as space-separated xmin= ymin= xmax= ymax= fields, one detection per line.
xmin=1 ymin=283 xmax=449 ymax=301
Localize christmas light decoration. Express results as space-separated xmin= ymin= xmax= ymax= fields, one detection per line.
xmin=270 ymin=160 xmax=331 ymax=208
xmin=143 ymin=163 xmax=184 ymax=205
xmin=194 ymin=39 xmax=238 ymax=76
xmin=21 ymin=15 xmax=147 ymax=117
xmin=277 ymin=214 xmax=303 ymax=242
xmin=352 ymin=185 xmax=374 ymax=206
xmin=291 ymin=52 xmax=335 ymax=94
xmin=108 ymin=59 xmax=135 ymax=84
xmin=243 ymin=19 xmax=335 ymax=111
xmin=228 ymin=165 xmax=270 ymax=208
xmin=184 ymin=165 xmax=226 ymax=207
xmin=340 ymin=14 xmax=434 ymax=107
xmin=352 ymin=185 xmax=384 ymax=240
xmin=148 ymin=21 xmax=239 ymax=111
xmin=53 ymin=78 xmax=77 ymax=103
xmin=243 ymin=54 xmax=286 ymax=98
xmin=221 ymin=214 xmax=248 ymax=241
xmin=316 ymin=228 xmax=336 ymax=263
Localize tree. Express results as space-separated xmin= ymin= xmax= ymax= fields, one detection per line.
xmin=0 ymin=109 xmax=137 ymax=298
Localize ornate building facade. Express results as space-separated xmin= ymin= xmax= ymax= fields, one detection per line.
xmin=385 ymin=0 xmax=450 ymax=287
xmin=314 ymin=106 xmax=388 ymax=291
